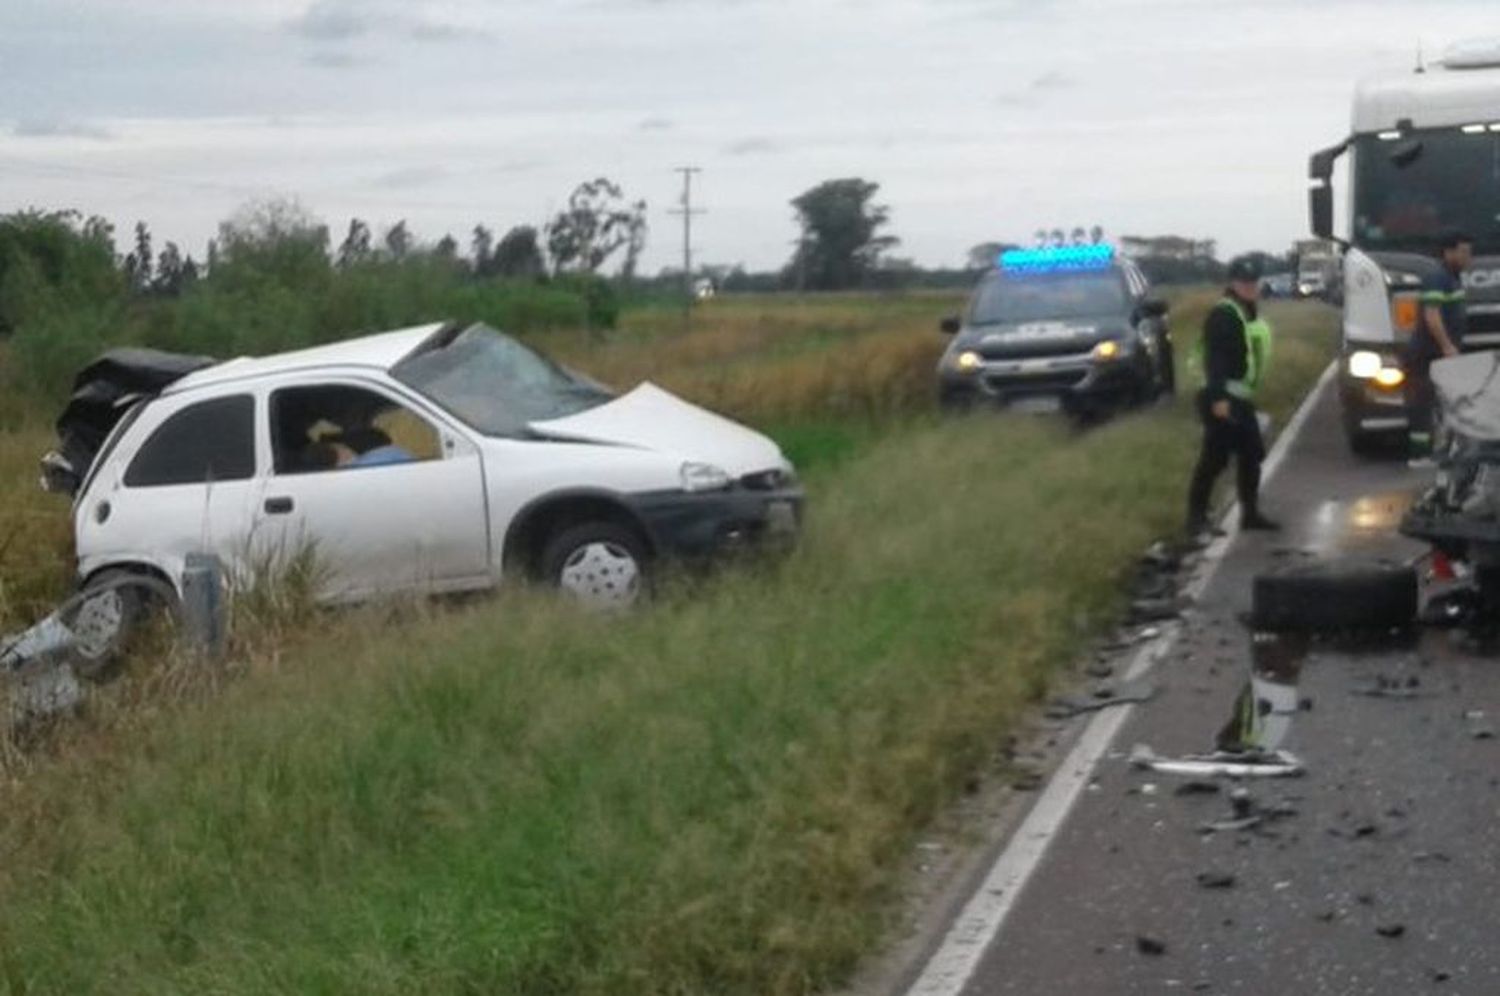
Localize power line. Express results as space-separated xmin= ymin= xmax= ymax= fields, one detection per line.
xmin=667 ymin=166 xmax=704 ymax=326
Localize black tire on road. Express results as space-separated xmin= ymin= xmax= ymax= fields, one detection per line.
xmin=1251 ymin=559 xmax=1418 ymax=633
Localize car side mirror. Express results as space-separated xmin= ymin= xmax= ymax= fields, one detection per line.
xmin=939 ymin=315 xmax=962 ymax=335
xmin=1140 ymin=298 xmax=1169 ymax=319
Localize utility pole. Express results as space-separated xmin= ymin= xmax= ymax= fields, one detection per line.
xmin=668 ymin=166 xmax=704 ymax=327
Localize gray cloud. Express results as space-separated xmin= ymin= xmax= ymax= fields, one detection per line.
xmin=1029 ymin=70 xmax=1074 ymax=91
xmin=408 ymin=20 xmax=489 ymax=42
xmin=11 ymin=117 xmax=112 ymax=140
xmin=305 ymin=50 xmax=366 ymax=69
xmin=289 ymin=0 xmax=371 ymax=41
xmin=371 ymin=165 xmax=449 ymax=189
xmin=289 ymin=1 xmax=486 ymax=45
xmin=724 ymin=137 xmax=779 ymax=156
xmin=637 ymin=116 xmax=674 ymax=131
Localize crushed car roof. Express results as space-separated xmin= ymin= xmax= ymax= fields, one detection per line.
xmin=167 ymin=321 xmax=449 ymax=395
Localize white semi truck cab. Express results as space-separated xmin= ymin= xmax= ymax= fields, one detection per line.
xmin=1310 ymin=38 xmax=1500 ymax=453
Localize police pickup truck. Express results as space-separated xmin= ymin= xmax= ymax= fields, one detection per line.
xmin=937 ymin=244 xmax=1174 ymax=417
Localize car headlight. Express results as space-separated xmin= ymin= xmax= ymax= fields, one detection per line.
xmin=1092 ymin=340 xmax=1121 ymax=361
xmin=1348 ymin=350 xmax=1382 ymax=379
xmin=954 ymin=350 xmax=982 ymax=373
xmin=681 ymin=461 xmax=732 ymax=492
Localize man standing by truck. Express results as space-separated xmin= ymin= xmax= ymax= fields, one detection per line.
xmin=1404 ymin=230 xmax=1474 ymax=464
xmin=1186 ymin=256 xmax=1279 ymax=536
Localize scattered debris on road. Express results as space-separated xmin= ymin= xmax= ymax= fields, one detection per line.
xmin=1130 ymin=744 xmax=1305 ymax=779
xmin=1195 ymin=871 xmax=1237 ymax=889
xmin=1045 ymin=679 xmax=1158 ymax=719
xmin=1134 ymin=935 xmax=1167 ymax=956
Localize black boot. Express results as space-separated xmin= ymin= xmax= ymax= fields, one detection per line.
xmin=1241 ymin=510 xmax=1281 ymax=531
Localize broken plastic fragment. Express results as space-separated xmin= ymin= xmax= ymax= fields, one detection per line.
xmin=1130 ymin=744 xmax=1305 ymax=778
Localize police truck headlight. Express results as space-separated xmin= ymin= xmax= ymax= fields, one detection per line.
xmin=1348 ymin=350 xmax=1382 ymax=379
xmin=955 ymin=350 xmax=982 ymax=373
xmin=1091 ymin=340 xmax=1121 ymax=361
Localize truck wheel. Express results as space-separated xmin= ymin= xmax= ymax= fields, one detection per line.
xmin=541 ymin=522 xmax=650 ymax=610
xmin=1251 ymin=559 xmax=1417 ymax=634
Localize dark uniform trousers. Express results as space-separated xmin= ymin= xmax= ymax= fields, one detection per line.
xmin=1187 ymin=390 xmax=1265 ymax=523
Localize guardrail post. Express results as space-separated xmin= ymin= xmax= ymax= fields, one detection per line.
xmin=181 ymin=552 xmax=227 ymax=662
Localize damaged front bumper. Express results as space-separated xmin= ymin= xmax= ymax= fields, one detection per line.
xmin=628 ymin=485 xmax=804 ymax=559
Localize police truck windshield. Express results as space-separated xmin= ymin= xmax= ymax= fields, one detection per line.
xmin=1353 ymin=127 xmax=1500 ymax=254
xmin=969 ymin=270 xmax=1128 ymax=326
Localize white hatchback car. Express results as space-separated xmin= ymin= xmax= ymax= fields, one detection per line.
xmin=43 ymin=321 xmax=802 ymax=653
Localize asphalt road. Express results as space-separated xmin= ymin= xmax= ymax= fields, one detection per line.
xmin=952 ymin=383 xmax=1500 ymax=994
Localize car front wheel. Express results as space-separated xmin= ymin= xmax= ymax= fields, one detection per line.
xmin=66 ymin=570 xmax=178 ymax=679
xmin=540 ymin=522 xmax=650 ymax=610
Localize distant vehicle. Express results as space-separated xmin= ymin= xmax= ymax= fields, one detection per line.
xmin=1260 ymin=273 xmax=1295 ymax=298
xmin=936 ymin=244 xmax=1174 ymax=417
xmin=1309 ymin=38 xmax=1500 ymax=453
xmin=693 ymin=277 xmax=716 ymax=300
xmin=42 ymin=323 xmax=802 ymax=663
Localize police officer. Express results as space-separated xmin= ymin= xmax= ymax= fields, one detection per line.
xmin=1404 ymin=229 xmax=1474 ymax=465
xmin=1186 ymin=255 xmax=1278 ymax=535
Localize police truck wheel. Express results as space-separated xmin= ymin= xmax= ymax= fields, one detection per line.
xmin=1250 ymin=559 xmax=1417 ymax=634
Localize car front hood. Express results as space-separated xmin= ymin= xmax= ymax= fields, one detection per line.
xmin=528 ymin=382 xmax=785 ymax=476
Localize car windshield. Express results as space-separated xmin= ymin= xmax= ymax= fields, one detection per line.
xmin=393 ymin=323 xmax=613 ymax=437
xmin=968 ymin=270 xmax=1128 ymax=325
xmin=1353 ymin=127 xmax=1500 ymax=254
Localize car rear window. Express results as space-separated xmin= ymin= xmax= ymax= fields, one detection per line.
xmin=124 ymin=394 xmax=256 ymax=487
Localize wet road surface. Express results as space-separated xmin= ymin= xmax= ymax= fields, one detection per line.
xmin=956 ymin=383 xmax=1500 ymax=994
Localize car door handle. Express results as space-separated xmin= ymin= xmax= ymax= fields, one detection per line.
xmin=264 ymin=496 xmax=295 ymax=515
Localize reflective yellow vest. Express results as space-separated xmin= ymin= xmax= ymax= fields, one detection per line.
xmin=1193 ymin=298 xmax=1272 ymax=400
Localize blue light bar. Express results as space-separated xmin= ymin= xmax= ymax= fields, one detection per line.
xmin=999 ymin=244 xmax=1115 ymax=273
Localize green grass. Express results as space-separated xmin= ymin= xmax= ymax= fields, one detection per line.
xmin=0 ymin=293 xmax=1335 ymax=995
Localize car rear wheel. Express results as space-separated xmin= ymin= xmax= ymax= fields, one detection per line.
xmin=541 ymin=522 xmax=650 ymax=610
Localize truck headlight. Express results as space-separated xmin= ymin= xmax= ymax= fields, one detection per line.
xmin=955 ymin=350 xmax=982 ymax=373
xmin=1349 ymin=350 xmax=1405 ymax=389
xmin=1092 ymin=340 xmax=1120 ymax=361
xmin=681 ymin=461 xmax=732 ymax=492
xmin=1348 ymin=350 xmax=1383 ymax=379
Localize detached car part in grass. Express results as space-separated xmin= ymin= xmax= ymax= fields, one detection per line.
xmin=40 ymin=322 xmax=803 ymax=650
xmin=937 ymin=244 xmax=1175 ymax=417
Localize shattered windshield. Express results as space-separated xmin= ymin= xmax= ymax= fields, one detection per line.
xmin=392 ymin=324 xmax=613 ymax=438
xmin=969 ymin=270 xmax=1129 ymax=326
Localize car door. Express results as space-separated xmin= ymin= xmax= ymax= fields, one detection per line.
xmin=249 ymin=377 xmax=491 ymax=601
xmin=77 ymin=392 xmax=263 ymax=584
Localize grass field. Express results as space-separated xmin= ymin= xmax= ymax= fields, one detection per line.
xmin=0 ymin=290 xmax=1335 ymax=994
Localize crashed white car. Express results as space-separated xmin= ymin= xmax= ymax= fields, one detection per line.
xmin=42 ymin=321 xmax=802 ymax=643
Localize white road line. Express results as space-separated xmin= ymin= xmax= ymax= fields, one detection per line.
xmin=903 ymin=362 xmax=1338 ymax=996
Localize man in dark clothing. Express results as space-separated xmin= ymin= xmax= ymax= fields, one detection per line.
xmin=1186 ymin=256 xmax=1279 ymax=535
xmin=1403 ymin=230 xmax=1473 ymax=463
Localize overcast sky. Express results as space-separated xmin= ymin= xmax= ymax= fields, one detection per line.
xmin=0 ymin=0 xmax=1493 ymax=272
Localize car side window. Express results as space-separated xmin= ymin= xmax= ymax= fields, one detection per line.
xmin=124 ymin=394 xmax=256 ymax=488
xmin=270 ymin=383 xmax=442 ymax=475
